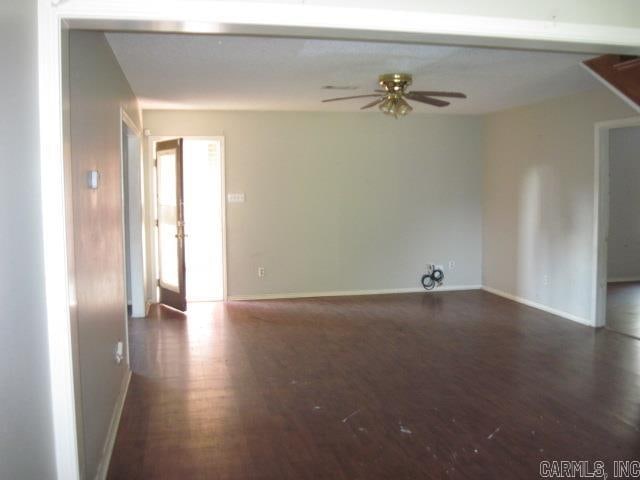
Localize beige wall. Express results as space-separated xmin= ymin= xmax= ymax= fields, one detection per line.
xmin=0 ymin=0 xmax=56 ymax=478
xmin=608 ymin=126 xmax=640 ymax=281
xmin=69 ymin=31 xmax=141 ymax=478
xmin=143 ymin=111 xmax=484 ymax=298
xmin=483 ymin=88 xmax=636 ymax=324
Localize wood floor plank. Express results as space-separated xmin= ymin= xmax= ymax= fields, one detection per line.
xmin=108 ymin=291 xmax=640 ymax=479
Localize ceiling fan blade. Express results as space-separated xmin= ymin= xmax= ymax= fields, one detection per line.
xmin=410 ymin=91 xmax=467 ymax=98
xmin=360 ymin=97 xmax=386 ymax=110
xmin=405 ymin=92 xmax=450 ymax=107
xmin=322 ymin=93 xmax=380 ymax=103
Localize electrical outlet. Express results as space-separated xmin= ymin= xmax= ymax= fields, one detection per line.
xmin=543 ymin=274 xmax=549 ymax=286
xmin=114 ymin=341 xmax=124 ymax=364
xmin=258 ymin=267 xmax=265 ymax=278
xmin=448 ymin=260 xmax=456 ymax=270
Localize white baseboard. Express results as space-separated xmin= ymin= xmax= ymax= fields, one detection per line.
xmin=94 ymin=369 xmax=131 ymax=480
xmin=608 ymin=277 xmax=640 ymax=283
xmin=481 ymin=285 xmax=592 ymax=327
xmin=228 ymin=285 xmax=482 ymax=301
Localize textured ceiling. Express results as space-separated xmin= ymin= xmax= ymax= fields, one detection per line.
xmin=106 ymin=33 xmax=599 ymax=114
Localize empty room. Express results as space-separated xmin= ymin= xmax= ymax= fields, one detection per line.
xmin=4 ymin=2 xmax=640 ymax=480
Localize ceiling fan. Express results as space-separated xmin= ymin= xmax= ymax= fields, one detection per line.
xmin=322 ymin=73 xmax=466 ymax=118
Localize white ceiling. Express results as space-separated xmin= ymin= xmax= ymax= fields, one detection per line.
xmin=106 ymin=33 xmax=600 ymax=114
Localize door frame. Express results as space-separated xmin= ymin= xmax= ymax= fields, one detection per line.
xmin=148 ymin=135 xmax=228 ymax=304
xmin=591 ymin=116 xmax=640 ymax=327
xmin=38 ymin=2 xmax=640 ymax=478
xmin=120 ymin=108 xmax=145 ymax=320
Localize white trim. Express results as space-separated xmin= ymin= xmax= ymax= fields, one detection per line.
xmin=228 ymin=285 xmax=482 ymax=301
xmin=38 ymin=2 xmax=81 ymax=479
xmin=93 ymin=369 xmax=131 ymax=480
xmin=608 ymin=277 xmax=640 ymax=283
xmin=121 ymin=109 xmax=141 ymax=137
xmin=145 ymin=134 xmax=158 ymax=304
xmin=482 ymin=286 xmax=591 ymax=327
xmin=49 ymin=1 xmax=640 ymax=53
xmin=120 ymin=108 xmax=145 ymax=319
xmin=118 ymin=108 xmax=129 ymax=365
xmin=220 ymin=137 xmax=228 ymax=301
xmin=592 ymin=116 xmax=640 ymax=328
xmin=581 ymin=62 xmax=640 ymax=114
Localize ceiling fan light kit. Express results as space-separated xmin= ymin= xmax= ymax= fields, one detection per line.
xmin=379 ymin=95 xmax=413 ymax=118
xmin=322 ymin=73 xmax=466 ymax=118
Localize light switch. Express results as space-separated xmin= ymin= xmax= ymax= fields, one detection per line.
xmin=114 ymin=341 xmax=124 ymax=364
xmin=227 ymin=193 xmax=245 ymax=203
xmin=88 ymin=170 xmax=100 ymax=189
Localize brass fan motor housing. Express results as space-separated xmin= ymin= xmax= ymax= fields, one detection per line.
xmin=378 ymin=73 xmax=413 ymax=93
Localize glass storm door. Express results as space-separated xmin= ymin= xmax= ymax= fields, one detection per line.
xmin=156 ymin=138 xmax=187 ymax=311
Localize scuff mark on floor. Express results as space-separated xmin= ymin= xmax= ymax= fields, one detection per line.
xmin=487 ymin=426 xmax=501 ymax=440
xmin=400 ymin=424 xmax=412 ymax=435
xmin=342 ymin=409 xmax=360 ymax=423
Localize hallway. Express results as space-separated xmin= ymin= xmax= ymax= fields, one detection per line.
xmin=607 ymin=282 xmax=640 ymax=339
xmin=109 ymin=291 xmax=640 ymax=479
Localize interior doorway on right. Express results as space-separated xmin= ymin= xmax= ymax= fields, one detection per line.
xmin=606 ymin=125 xmax=640 ymax=339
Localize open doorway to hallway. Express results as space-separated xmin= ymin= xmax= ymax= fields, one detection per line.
xmin=121 ymin=115 xmax=145 ymax=318
xmin=154 ymin=136 xmax=226 ymax=309
xmin=606 ymin=125 xmax=640 ymax=338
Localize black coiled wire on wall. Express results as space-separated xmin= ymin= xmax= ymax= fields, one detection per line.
xmin=421 ymin=264 xmax=444 ymax=290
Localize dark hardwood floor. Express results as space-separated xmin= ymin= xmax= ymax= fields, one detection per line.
xmin=108 ymin=290 xmax=640 ymax=479
xmin=607 ymin=281 xmax=640 ymax=339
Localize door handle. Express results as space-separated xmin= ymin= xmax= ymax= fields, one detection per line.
xmin=175 ymin=223 xmax=187 ymax=239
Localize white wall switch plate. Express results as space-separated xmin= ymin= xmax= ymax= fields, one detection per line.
xmin=87 ymin=170 xmax=100 ymax=189
xmin=114 ymin=341 xmax=124 ymax=364
xmin=227 ymin=193 xmax=245 ymax=203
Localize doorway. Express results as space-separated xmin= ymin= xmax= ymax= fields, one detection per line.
xmin=153 ymin=136 xmax=226 ymax=309
xmin=121 ymin=110 xmax=145 ymax=318
xmin=605 ymin=125 xmax=640 ymax=338
xmin=593 ymin=117 xmax=640 ymax=330
xmin=183 ymin=138 xmax=226 ymax=302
